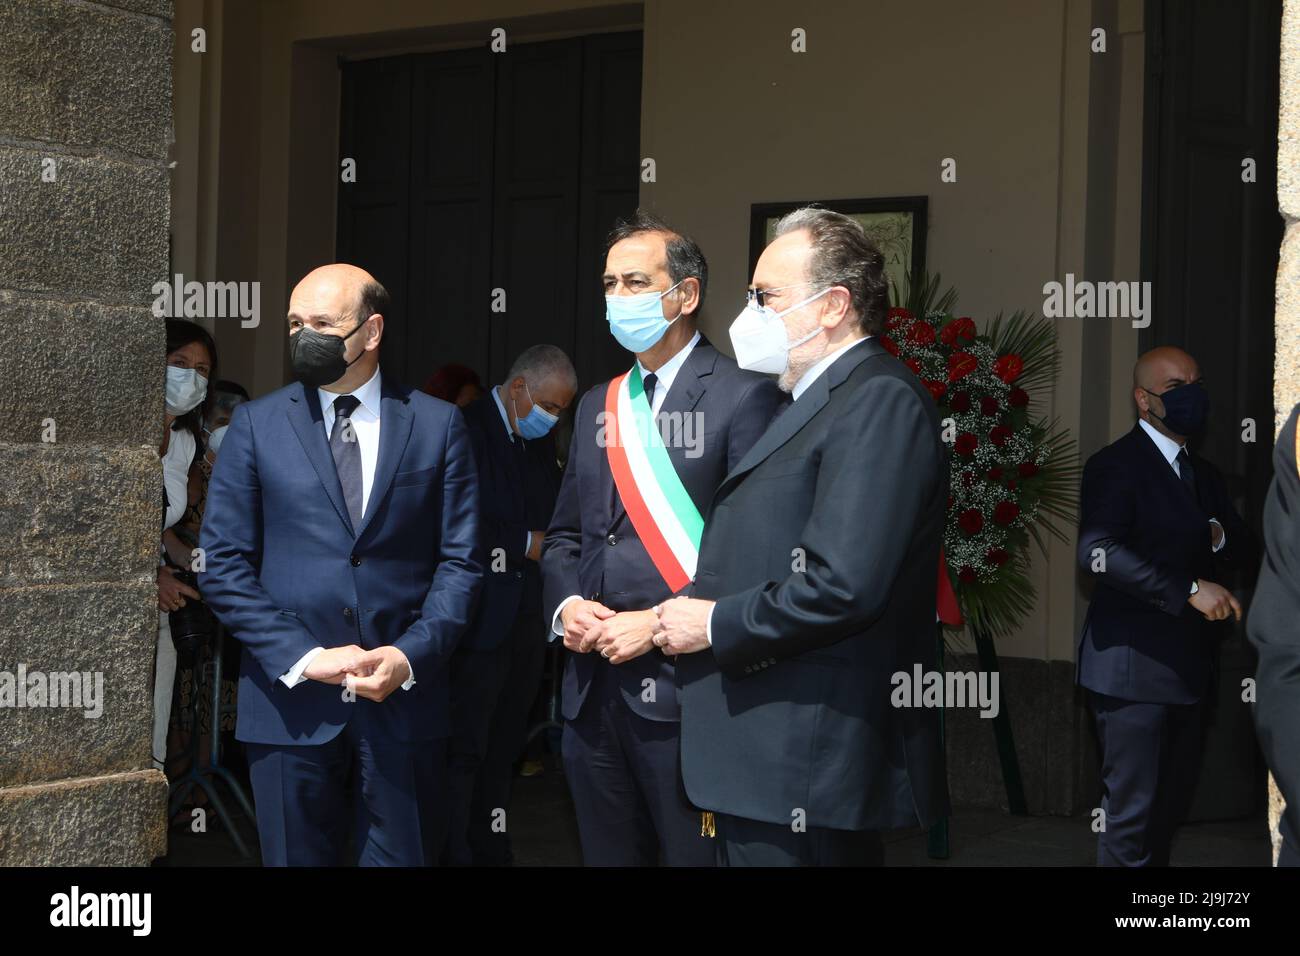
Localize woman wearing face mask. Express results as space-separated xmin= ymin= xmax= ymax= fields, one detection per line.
xmin=155 ymin=319 xmax=217 ymax=775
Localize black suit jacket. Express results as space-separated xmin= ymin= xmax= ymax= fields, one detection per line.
xmin=541 ymin=336 xmax=785 ymax=722
xmin=1076 ymin=423 xmax=1251 ymax=704
xmin=678 ymin=338 xmax=950 ymax=832
xmin=458 ymin=393 xmax=561 ymax=652
xmin=1248 ymin=404 xmax=1300 ymax=839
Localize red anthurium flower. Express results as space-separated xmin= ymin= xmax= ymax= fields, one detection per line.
xmin=994 ymin=354 xmax=1024 ymax=383
xmin=958 ymin=509 xmax=984 ymax=535
xmin=989 ymin=425 xmax=1013 ymax=447
xmin=958 ymin=565 xmax=977 ymax=583
xmin=908 ymin=321 xmax=937 ymax=346
xmin=954 ymin=432 xmax=978 ymax=456
xmin=940 ymin=316 xmax=977 ymax=347
xmin=1017 ymin=462 xmax=1040 ymax=478
xmin=980 ymin=396 xmax=1000 ymax=416
xmin=993 ymin=501 xmax=1020 ymax=525
xmin=880 ymin=335 xmax=900 ymax=356
xmin=1009 ymin=387 xmax=1029 ymax=407
xmin=886 ymin=307 xmax=913 ymax=330
xmin=985 ymin=547 xmax=1010 ymax=567
xmin=948 ymin=351 xmax=978 ymax=383
xmin=924 ymin=379 xmax=947 ymax=402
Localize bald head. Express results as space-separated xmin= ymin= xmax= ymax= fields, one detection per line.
xmin=1133 ymin=346 xmax=1202 ymax=440
xmin=287 ymin=263 xmax=388 ymax=391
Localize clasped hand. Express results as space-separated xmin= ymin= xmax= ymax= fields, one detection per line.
xmin=304 ymin=644 xmax=411 ymax=702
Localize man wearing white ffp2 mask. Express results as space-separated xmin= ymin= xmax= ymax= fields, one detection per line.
xmin=728 ymin=284 xmax=835 ymax=378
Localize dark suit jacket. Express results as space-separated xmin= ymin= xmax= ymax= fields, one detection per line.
xmin=199 ymin=374 xmax=483 ymax=746
xmin=1248 ymin=404 xmax=1300 ymax=839
xmin=678 ymin=338 xmax=950 ymax=832
xmin=541 ymin=336 xmax=785 ymax=723
xmin=1076 ymin=423 xmax=1250 ymax=705
xmin=458 ymin=393 xmax=561 ymax=652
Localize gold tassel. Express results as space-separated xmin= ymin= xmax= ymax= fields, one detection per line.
xmin=701 ymin=811 xmax=716 ymax=838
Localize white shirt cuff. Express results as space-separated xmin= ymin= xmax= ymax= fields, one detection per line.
xmin=705 ymin=605 xmax=713 ymax=646
xmin=551 ymin=595 xmax=582 ymax=641
xmin=394 ymin=648 xmax=416 ymax=690
xmin=1210 ymin=518 xmax=1226 ymax=553
xmin=281 ymin=647 xmax=324 ymax=688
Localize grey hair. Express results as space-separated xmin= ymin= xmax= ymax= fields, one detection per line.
xmin=507 ymin=344 xmax=577 ymax=393
xmin=772 ymin=207 xmax=889 ymax=335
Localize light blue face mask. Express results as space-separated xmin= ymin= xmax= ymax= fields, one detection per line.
xmin=605 ymin=279 xmax=683 ymax=353
xmin=514 ymin=382 xmax=559 ymax=440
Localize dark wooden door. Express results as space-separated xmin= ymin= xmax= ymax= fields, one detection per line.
xmin=337 ymin=33 xmax=642 ymax=393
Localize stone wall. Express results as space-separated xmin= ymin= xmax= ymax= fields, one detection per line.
xmin=0 ymin=0 xmax=172 ymax=865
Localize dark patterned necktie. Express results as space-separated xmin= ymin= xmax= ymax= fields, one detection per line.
xmin=330 ymin=394 xmax=363 ymax=528
xmin=1175 ymin=447 xmax=1197 ymax=502
xmin=643 ymin=372 xmax=658 ymax=409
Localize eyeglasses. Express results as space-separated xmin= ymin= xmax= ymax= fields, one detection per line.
xmin=745 ymin=282 xmax=813 ymax=309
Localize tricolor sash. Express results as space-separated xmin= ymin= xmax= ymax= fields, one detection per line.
xmin=603 ymin=366 xmax=704 ymax=592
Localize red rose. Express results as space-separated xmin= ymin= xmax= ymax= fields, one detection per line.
xmin=908 ymin=321 xmax=937 ymax=346
xmin=886 ymin=307 xmax=913 ymax=330
xmin=950 ymin=391 xmax=971 ymax=413
xmin=958 ymin=508 xmax=984 ymax=535
xmin=994 ymin=354 xmax=1024 ymax=383
xmin=989 ymin=424 xmax=1013 ymax=447
xmin=985 ymin=547 xmax=1010 ymax=567
xmin=958 ymin=565 xmax=977 ymax=584
xmin=924 ymin=379 xmax=947 ymax=402
xmin=940 ymin=316 xmax=977 ymax=347
xmin=993 ymin=501 xmax=1020 ymax=526
xmin=980 ymin=396 xmax=1000 ymax=416
xmin=948 ymin=351 xmax=978 ymax=383
xmin=987 ymin=466 xmax=1004 ymax=481
xmin=954 ymin=433 xmax=978 ymax=456
xmin=1017 ymin=462 xmax=1040 ymax=478
xmin=1009 ymin=387 xmax=1029 ymax=407
xmin=904 ymin=357 xmax=921 ymax=376
xmin=880 ymin=335 xmax=900 ymax=357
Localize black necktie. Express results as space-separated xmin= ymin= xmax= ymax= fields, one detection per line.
xmin=330 ymin=394 xmax=363 ymax=528
xmin=1175 ymin=447 xmax=1197 ymax=502
xmin=643 ymin=372 xmax=658 ymax=409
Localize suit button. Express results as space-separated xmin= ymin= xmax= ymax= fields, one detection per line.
xmin=606 ymin=534 xmax=617 ymax=546
xmin=744 ymin=665 xmax=753 ymax=674
xmin=350 ymin=554 xmax=361 ymax=567
xmin=343 ymin=607 xmax=353 ymax=621
xmin=515 ymin=570 xmax=523 ymax=579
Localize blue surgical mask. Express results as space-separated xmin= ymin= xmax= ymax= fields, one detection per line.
xmin=514 ymin=382 xmax=559 ymax=440
xmin=606 ymin=280 xmax=684 ymax=353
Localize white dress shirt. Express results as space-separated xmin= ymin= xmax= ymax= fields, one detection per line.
xmin=1137 ymin=418 xmax=1226 ymax=566
xmin=161 ymin=426 xmax=196 ymax=533
xmin=282 ymin=366 xmax=414 ymax=690
xmin=550 ymin=331 xmax=702 ymax=639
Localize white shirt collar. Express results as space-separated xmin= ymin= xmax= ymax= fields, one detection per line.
xmin=792 ymin=336 xmax=871 ymax=401
xmin=491 ymin=384 xmax=517 ymax=442
xmin=319 ymin=365 xmax=381 ymax=420
xmin=636 ymin=329 xmax=701 ymax=399
xmin=1138 ymin=417 xmax=1185 ymax=466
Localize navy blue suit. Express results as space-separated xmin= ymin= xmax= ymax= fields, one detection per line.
xmin=542 ymin=336 xmax=784 ymax=865
xmin=200 ymin=373 xmax=482 ymax=865
xmin=1077 ymin=422 xmax=1249 ymax=866
xmin=445 ymin=393 xmax=560 ymax=865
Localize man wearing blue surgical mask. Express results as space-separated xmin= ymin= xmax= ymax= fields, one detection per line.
xmin=446 ymin=345 xmax=575 ymax=865
xmin=1078 ymin=346 xmax=1253 ymax=866
xmin=541 ymin=210 xmax=784 ymax=866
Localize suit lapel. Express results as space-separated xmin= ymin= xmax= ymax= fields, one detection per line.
xmin=355 ymin=379 xmax=414 ymax=541
xmin=287 ymin=382 xmax=355 ymax=536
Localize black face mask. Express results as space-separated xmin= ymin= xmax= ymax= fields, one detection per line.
xmin=1144 ymin=381 xmax=1210 ymax=436
xmin=290 ymin=317 xmax=369 ymax=389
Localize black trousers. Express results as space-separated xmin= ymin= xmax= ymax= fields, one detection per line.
xmin=561 ymin=659 xmax=714 ymax=866
xmin=1089 ymin=690 xmax=1205 ymax=867
xmin=445 ymin=609 xmax=546 ymax=866
xmin=714 ymin=813 xmax=883 ymax=866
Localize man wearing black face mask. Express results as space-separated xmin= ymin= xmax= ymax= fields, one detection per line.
xmin=1077 ymin=346 xmax=1250 ymax=866
xmin=200 ymin=263 xmax=482 ymax=866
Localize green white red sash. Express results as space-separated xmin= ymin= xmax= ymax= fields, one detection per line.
xmin=604 ymin=367 xmax=703 ymax=592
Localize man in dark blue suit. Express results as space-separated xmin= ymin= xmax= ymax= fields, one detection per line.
xmin=1077 ymin=346 xmax=1249 ymax=866
xmin=200 ymin=264 xmax=482 ymax=866
xmin=542 ymin=211 xmax=784 ymax=866
xmin=445 ymin=345 xmax=574 ymax=866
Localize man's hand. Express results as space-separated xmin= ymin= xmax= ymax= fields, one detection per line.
xmin=527 ymin=532 xmax=545 ymax=563
xmin=561 ymin=599 xmax=616 ymax=653
xmin=345 ymin=646 xmax=412 ymax=702
xmin=157 ymin=565 xmax=200 ymax=612
xmin=303 ymin=644 xmax=369 ymax=685
xmin=652 ymin=597 xmax=715 ymax=656
xmin=1188 ymin=580 xmax=1242 ymax=622
xmin=591 ymin=610 xmax=658 ymax=665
